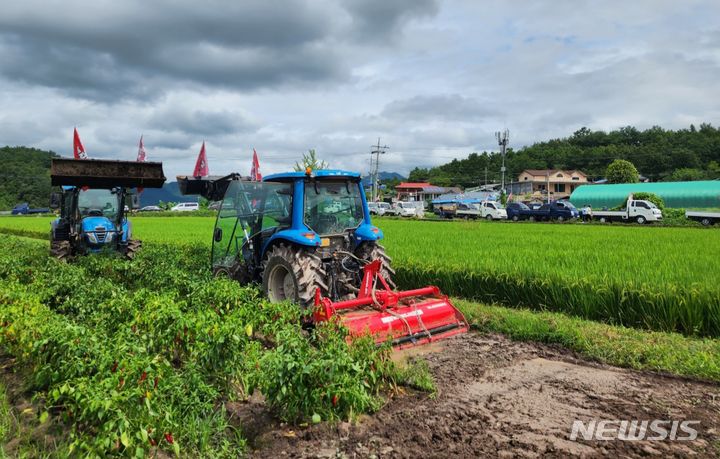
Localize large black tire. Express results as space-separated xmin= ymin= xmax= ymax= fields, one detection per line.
xmin=511 ymin=215 xmax=519 ymax=222
xmin=262 ymin=244 xmax=328 ymax=307
xmin=123 ymin=239 xmax=142 ymax=260
xmin=50 ymin=240 xmax=72 ymax=261
xmin=213 ymin=261 xmax=253 ymax=285
xmin=355 ymin=242 xmax=396 ymax=290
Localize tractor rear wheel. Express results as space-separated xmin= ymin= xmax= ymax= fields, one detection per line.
xmin=262 ymin=244 xmax=328 ymax=307
xmin=123 ymin=239 xmax=142 ymax=260
xmin=355 ymin=242 xmax=396 ymax=290
xmin=50 ymin=240 xmax=72 ymax=261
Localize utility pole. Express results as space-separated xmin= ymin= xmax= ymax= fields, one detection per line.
xmin=484 ymin=166 xmax=488 ymax=187
xmin=495 ymin=129 xmax=509 ymax=196
xmin=370 ymin=138 xmax=389 ymax=202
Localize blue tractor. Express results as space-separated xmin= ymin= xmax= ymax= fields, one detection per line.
xmin=49 ymin=158 xmax=166 ymax=260
xmin=179 ymin=169 xmax=395 ymax=305
xmin=179 ymin=168 xmax=468 ymax=347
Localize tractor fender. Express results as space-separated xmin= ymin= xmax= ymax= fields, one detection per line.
xmin=260 ymin=230 xmax=320 ymax=259
xmin=353 ymin=223 xmax=383 ymax=244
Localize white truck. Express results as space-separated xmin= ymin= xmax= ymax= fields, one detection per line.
xmin=685 ymin=211 xmax=720 ymax=226
xmin=435 ymin=201 xmax=507 ymax=220
xmin=388 ymin=201 xmax=424 ymax=217
xmin=593 ymin=198 xmax=662 ymax=224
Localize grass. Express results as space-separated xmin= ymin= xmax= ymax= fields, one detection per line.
xmin=0 ymin=382 xmax=10 ymax=446
xmin=457 ymin=299 xmax=720 ymax=382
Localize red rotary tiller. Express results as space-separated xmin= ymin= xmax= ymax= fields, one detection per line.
xmin=313 ymin=260 xmax=468 ymax=348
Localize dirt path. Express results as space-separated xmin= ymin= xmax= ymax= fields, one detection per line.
xmin=234 ymin=333 xmax=720 ymax=458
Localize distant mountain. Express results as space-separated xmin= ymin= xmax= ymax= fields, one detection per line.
xmin=139 ymin=182 xmax=196 ymax=206
xmin=361 ymin=171 xmax=405 ymax=187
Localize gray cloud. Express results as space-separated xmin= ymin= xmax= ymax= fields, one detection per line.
xmin=0 ymin=0 xmax=438 ymax=102
xmin=1 ymin=0 xmax=720 ymax=180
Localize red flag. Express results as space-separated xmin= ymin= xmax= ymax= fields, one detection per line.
xmin=73 ymin=128 xmax=88 ymax=159
xmin=137 ymin=135 xmax=147 ymax=193
xmin=251 ymin=148 xmax=262 ymax=181
xmin=137 ymin=135 xmax=146 ymax=162
xmin=193 ymin=141 xmax=209 ymax=177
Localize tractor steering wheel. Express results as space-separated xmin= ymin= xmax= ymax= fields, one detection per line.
xmin=87 ymin=209 xmax=103 ymax=217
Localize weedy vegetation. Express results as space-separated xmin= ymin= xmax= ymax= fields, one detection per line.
xmin=0 ymin=236 xmax=426 ymax=457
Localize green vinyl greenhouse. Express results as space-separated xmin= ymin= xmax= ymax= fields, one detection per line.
xmin=569 ymin=181 xmax=720 ymax=209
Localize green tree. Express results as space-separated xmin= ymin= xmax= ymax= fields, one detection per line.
xmin=632 ymin=192 xmax=665 ymax=210
xmin=667 ymin=168 xmax=707 ymax=182
xmin=606 ymin=159 xmax=639 ymax=184
xmin=293 ymin=149 xmax=328 ymax=172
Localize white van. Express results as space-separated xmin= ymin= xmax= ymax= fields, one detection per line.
xmin=368 ymin=202 xmax=392 ymax=216
xmin=171 ymin=202 xmax=200 ymax=212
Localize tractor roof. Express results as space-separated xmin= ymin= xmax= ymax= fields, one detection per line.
xmin=263 ymin=169 xmax=361 ymax=181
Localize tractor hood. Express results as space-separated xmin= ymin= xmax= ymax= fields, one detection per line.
xmin=82 ymin=216 xmax=117 ymax=244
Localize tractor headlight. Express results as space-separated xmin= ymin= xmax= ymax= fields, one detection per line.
xmin=87 ymin=233 xmax=97 ymax=244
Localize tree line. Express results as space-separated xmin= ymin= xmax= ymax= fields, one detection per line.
xmin=408 ymin=124 xmax=720 ymax=188
xmin=0 ymin=146 xmax=59 ymax=210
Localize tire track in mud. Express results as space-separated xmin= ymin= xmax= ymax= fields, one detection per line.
xmin=241 ymin=333 xmax=720 ymax=458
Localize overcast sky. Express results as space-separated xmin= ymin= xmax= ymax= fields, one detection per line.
xmin=1 ymin=0 xmax=719 ymax=179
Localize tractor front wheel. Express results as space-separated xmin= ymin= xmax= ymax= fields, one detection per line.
xmin=355 ymin=243 xmax=396 ymax=290
xmin=123 ymin=239 xmax=142 ymax=260
xmin=50 ymin=240 xmax=72 ymax=261
xmin=262 ymin=244 xmax=328 ymax=307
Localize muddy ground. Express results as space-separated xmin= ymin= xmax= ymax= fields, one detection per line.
xmin=233 ymin=333 xmax=720 ymax=458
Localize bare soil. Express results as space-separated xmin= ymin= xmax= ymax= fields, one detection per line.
xmin=232 ymin=333 xmax=720 ymax=458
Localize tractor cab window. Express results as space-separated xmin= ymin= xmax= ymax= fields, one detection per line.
xmin=212 ymin=181 xmax=292 ymax=268
xmin=304 ymin=181 xmax=364 ymax=235
xmin=78 ymin=189 xmax=119 ymax=220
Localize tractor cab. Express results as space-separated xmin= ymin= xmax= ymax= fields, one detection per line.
xmin=203 ymin=170 xmax=389 ymax=297
xmin=54 ymin=186 xmax=130 ymax=252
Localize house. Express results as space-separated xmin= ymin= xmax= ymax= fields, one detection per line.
xmin=395 ymin=182 xmax=462 ymax=202
xmin=510 ymin=169 xmax=588 ymax=200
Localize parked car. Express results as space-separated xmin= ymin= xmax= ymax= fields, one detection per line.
xmin=171 ymin=202 xmax=200 ymax=212
xmin=208 ymin=201 xmax=222 ymax=211
xmin=524 ymin=200 xmax=579 ymax=221
xmin=139 ymin=205 xmax=162 ymax=212
xmin=506 ymin=202 xmax=531 ymax=221
xmin=11 ymin=203 xmax=50 ymax=215
xmin=368 ymin=201 xmax=392 ymax=216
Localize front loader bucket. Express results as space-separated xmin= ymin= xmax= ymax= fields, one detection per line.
xmin=314 ymin=261 xmax=468 ymax=348
xmin=51 ymin=158 xmax=166 ymax=188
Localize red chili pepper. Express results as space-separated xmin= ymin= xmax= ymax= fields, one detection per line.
xmin=332 ymin=395 xmax=339 ymax=407
xmin=164 ymin=432 xmax=174 ymax=444
xmin=154 ymin=376 xmax=159 ymax=389
xmin=149 ymin=438 xmax=157 ymax=446
xmin=111 ymin=361 xmax=118 ymax=373
xmin=139 ymin=371 xmax=147 ymax=384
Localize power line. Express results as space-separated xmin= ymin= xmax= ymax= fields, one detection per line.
xmin=495 ymin=129 xmax=510 ymax=195
xmin=370 ymin=138 xmax=389 ymax=202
